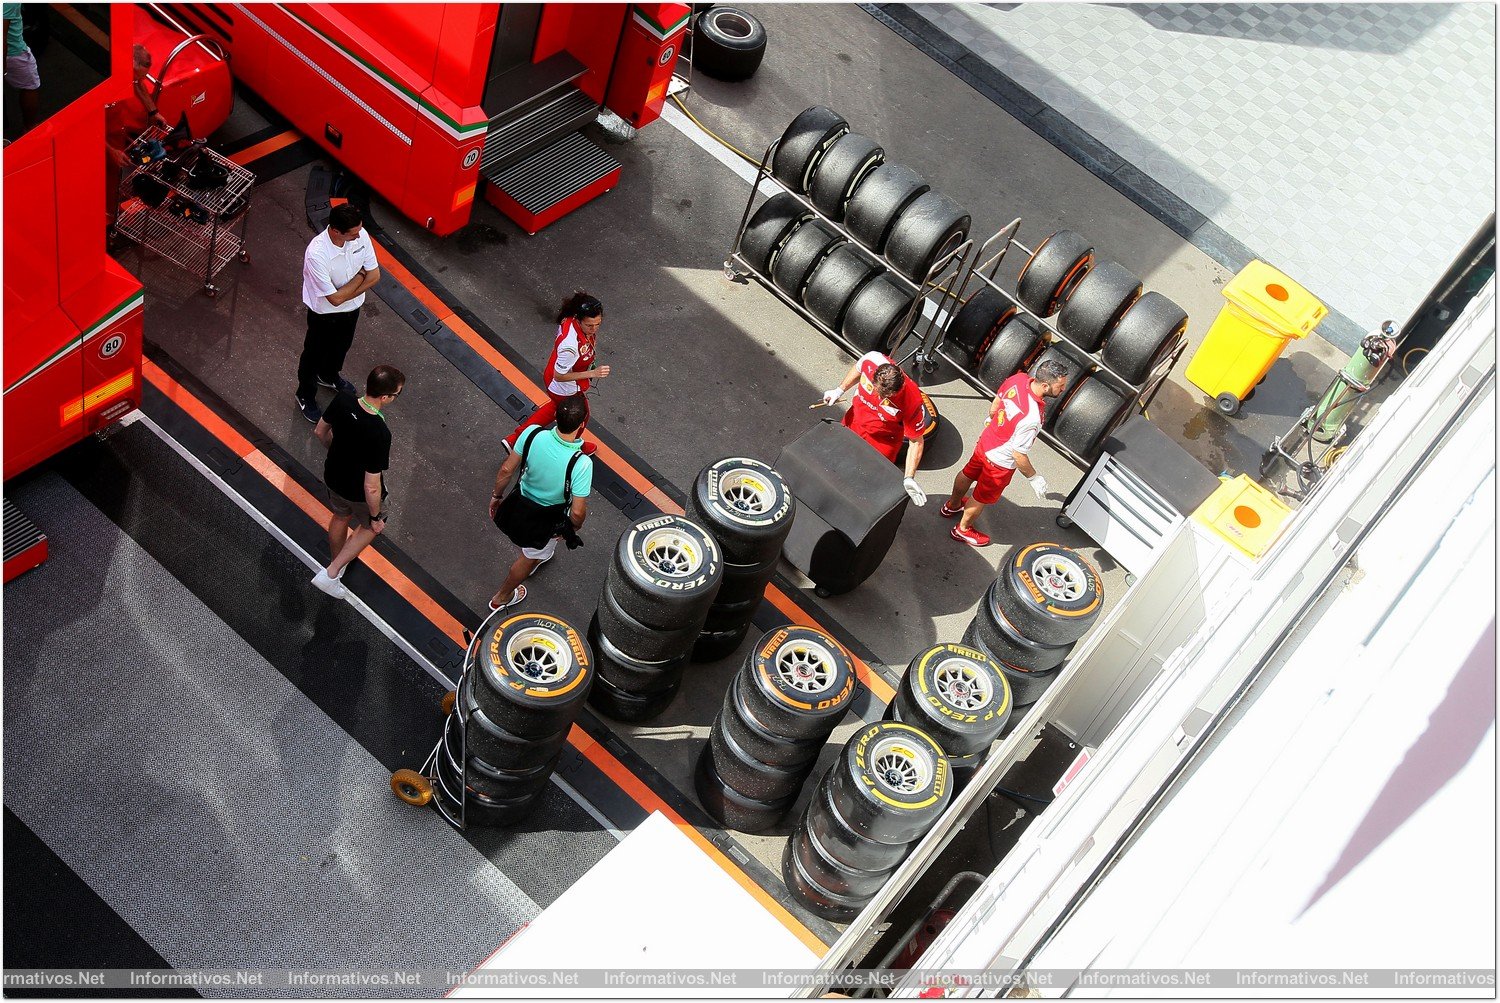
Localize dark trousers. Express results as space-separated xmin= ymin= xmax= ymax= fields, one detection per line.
xmin=295 ymin=306 xmax=360 ymax=402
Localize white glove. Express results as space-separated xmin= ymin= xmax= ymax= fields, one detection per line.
xmin=821 ymin=387 xmax=843 ymax=406
xmin=902 ymin=477 xmax=927 ymax=506
xmin=1027 ymin=474 xmax=1049 ymax=499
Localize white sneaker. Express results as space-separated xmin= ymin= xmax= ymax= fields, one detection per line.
xmin=311 ymin=568 xmax=347 ymax=598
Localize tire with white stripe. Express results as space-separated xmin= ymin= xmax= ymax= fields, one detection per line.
xmin=606 ymin=514 xmax=723 ymax=629
xmin=688 ymin=457 xmax=795 ymax=565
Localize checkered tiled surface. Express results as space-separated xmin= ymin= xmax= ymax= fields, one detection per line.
xmin=912 ymin=3 xmax=1495 ymax=335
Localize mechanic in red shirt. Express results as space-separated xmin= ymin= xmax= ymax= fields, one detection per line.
xmin=942 ymin=358 xmax=1070 ymax=547
xmin=821 ymin=352 xmax=929 ymax=505
xmin=504 ymin=292 xmax=610 ymax=453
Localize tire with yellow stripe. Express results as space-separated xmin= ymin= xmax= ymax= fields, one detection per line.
xmin=960 ymin=619 xmax=1062 ymax=708
xmin=472 ymin=612 xmax=593 ymax=740
xmin=996 ymin=543 xmax=1103 ymax=647
xmin=739 ymin=626 xmax=856 ymax=741
xmin=894 ymin=643 xmax=1012 ymax=756
xmin=829 ymin=722 xmax=950 ymax=845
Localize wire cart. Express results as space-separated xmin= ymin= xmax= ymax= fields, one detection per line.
xmin=390 ymin=628 xmax=477 ymax=830
xmin=111 ymin=124 xmax=254 ymax=297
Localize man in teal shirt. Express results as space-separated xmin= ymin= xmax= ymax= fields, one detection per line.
xmin=3 ymin=3 xmax=40 ymax=133
xmin=487 ymin=395 xmax=594 ymax=610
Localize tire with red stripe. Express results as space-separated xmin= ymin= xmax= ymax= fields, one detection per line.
xmin=739 ymin=626 xmax=856 ymax=740
xmin=997 ymin=543 xmax=1103 ymax=646
xmin=1015 ymin=230 xmax=1093 ymax=317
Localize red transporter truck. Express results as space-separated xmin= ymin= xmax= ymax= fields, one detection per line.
xmin=170 ymin=2 xmax=690 ymax=235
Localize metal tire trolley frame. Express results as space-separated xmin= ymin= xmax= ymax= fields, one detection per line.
xmin=390 ymin=623 xmax=486 ymax=830
xmin=111 ymin=123 xmax=255 ymax=298
xmin=910 ymin=221 xmax=1188 ymax=471
xmin=724 ymin=138 xmax=973 ymax=372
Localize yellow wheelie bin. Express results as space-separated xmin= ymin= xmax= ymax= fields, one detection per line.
xmin=1185 ymin=261 xmax=1326 ymax=415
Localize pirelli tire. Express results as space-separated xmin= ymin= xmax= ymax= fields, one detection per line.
xmin=688 ymin=457 xmax=795 ymax=566
xmin=739 ymin=193 xmax=811 ymax=276
xmin=841 ymin=274 xmax=915 ymax=354
xmin=588 ymin=612 xmax=690 ymax=693
xmin=805 ymin=774 xmax=911 ymax=871
xmin=946 ymin=286 xmax=1015 ymax=366
xmin=771 ymin=106 xmax=848 ymax=194
xmin=1101 ymin=290 xmax=1188 ymax=386
xmin=772 ymin=220 xmax=843 ymax=301
xmin=695 ymin=751 xmax=796 ymax=833
xmin=596 ymin=587 xmax=700 ymax=663
xmin=1057 ymin=260 xmax=1142 ymax=353
xmin=967 ymin=579 xmax=1072 ymax=672
xmin=976 ymin=313 xmax=1046 ymax=388
xmin=998 ymin=543 xmax=1104 ymax=646
xmin=740 ymin=626 xmax=857 ymax=740
xmin=458 ymin=673 xmax=570 ymax=771
xmin=808 ymin=131 xmax=884 ymax=221
xmin=829 ymin=721 xmax=951 ymax=846
xmin=692 ymin=621 xmax=753 ymax=663
xmin=722 ymin=674 xmax=822 ymax=769
xmin=804 ymin=244 xmax=879 ymax=332
xmin=961 ymin=620 xmax=1064 ymax=707
xmin=1052 ymin=376 xmax=1131 ymax=462
xmin=845 ymin=163 xmax=930 ymax=254
xmin=702 ymin=595 xmax=762 ymax=632
xmin=587 ymin=671 xmax=681 ymax=724
xmin=790 ymin=819 xmax=899 ymax=900
xmin=471 ymin=612 xmax=593 ymax=739
xmin=705 ymin=717 xmax=814 ymax=802
xmin=1015 ymin=230 xmax=1094 ymax=317
xmin=884 ymin=190 xmax=971 ymax=283
xmin=443 ymin=715 xmax=560 ymax=803
xmin=1029 ymin=342 xmax=1094 ymax=430
xmin=712 ymin=555 xmax=778 ymax=607
xmin=607 ymin=514 xmax=724 ymax=628
xmin=692 ymin=7 xmax=766 ymax=82
xmin=781 ymin=837 xmax=867 ymax=923
xmin=434 ymin=748 xmax=545 ymax=828
xmin=895 ymin=644 xmax=1012 ymax=756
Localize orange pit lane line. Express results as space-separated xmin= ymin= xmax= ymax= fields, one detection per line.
xmin=140 ymin=359 xmax=827 ymax=952
xmin=364 ymin=234 xmax=894 ymax=704
xmin=227 ymin=130 xmax=302 ymax=168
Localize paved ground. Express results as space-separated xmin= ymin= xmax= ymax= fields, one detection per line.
xmin=899 ymin=2 xmax=1496 ymax=352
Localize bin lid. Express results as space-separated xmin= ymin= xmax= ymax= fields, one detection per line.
xmin=1222 ymin=260 xmax=1327 ymax=338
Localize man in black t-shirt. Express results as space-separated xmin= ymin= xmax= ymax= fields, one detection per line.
xmin=311 ymin=364 xmax=405 ymax=598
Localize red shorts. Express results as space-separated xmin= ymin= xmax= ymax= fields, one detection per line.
xmin=961 ymin=446 xmax=1016 ymax=504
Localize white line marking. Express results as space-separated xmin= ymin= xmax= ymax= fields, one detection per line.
xmin=135 ymin=413 xmax=455 ymax=689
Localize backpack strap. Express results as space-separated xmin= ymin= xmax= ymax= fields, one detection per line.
xmin=515 ymin=425 xmax=543 ymax=472
xmin=561 ymin=449 xmax=586 ymax=508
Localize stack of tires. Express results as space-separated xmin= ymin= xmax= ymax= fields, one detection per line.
xmin=436 ymin=612 xmax=593 ymax=827
xmin=739 ymin=106 xmax=972 ymax=354
xmin=695 ymin=625 xmax=856 ymax=832
xmin=884 ymin=643 xmax=1011 ymax=787
xmin=782 ymin=721 xmax=952 ymax=922
xmin=686 ymin=458 xmax=796 ymax=662
xmin=961 ymin=543 xmax=1103 ymax=715
xmin=587 ymin=514 xmax=723 ymax=723
xmin=943 ymin=230 xmax=1188 ymax=460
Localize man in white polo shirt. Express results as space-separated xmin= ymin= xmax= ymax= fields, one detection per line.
xmin=296 ymin=203 xmax=381 ymax=423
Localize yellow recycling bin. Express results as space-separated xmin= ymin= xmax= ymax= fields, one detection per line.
xmin=1192 ymin=474 xmax=1293 ymax=560
xmin=1185 ymin=260 xmax=1326 ymax=415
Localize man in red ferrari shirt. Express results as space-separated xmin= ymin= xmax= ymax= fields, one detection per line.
xmin=821 ymin=352 xmax=929 ymax=505
xmin=941 ymin=359 xmax=1070 ymax=546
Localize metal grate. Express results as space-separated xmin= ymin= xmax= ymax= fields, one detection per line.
xmin=480 ymin=88 xmax=599 ymax=175
xmin=487 ymin=132 xmax=619 ymax=214
xmin=3 ymin=498 xmax=46 ymax=563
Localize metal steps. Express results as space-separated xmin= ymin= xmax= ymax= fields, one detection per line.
xmin=4 ymin=496 xmax=48 ymax=583
xmin=480 ymin=88 xmax=600 ymax=176
xmin=485 ymin=131 xmax=619 ymax=216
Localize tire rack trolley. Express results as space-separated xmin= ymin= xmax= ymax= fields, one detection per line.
xmin=390 ymin=623 xmax=483 ymax=830
xmin=111 ymin=124 xmax=254 ymax=298
xmin=723 ymin=137 xmax=973 ymax=373
xmin=911 ymin=220 xmax=1188 ymax=471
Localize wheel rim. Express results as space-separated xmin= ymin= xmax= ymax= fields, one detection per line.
xmin=712 ymin=11 xmax=753 ymax=37
xmin=869 ymin=734 xmax=933 ymax=794
xmin=1029 ymin=553 xmax=1087 ymax=602
xmin=505 ymin=626 xmax=573 ymax=683
xmin=717 ymin=467 xmax=775 ymax=515
xmin=642 ymin=527 xmax=704 ymax=577
xmin=933 ymin=657 xmax=993 ymax=711
xmin=776 ymin=639 xmax=836 ymax=694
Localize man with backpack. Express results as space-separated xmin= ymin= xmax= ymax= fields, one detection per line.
xmin=487 ymin=395 xmax=593 ymax=611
